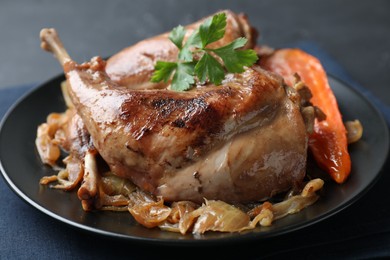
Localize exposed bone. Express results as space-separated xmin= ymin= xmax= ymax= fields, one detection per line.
xmin=40 ymin=28 xmax=71 ymax=66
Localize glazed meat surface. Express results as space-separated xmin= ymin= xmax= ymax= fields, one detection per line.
xmin=61 ymin=57 xmax=308 ymax=203
xmin=40 ymin=9 xmax=309 ymax=203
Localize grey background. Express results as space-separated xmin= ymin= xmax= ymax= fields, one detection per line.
xmin=1 ymin=0 xmax=389 ymax=106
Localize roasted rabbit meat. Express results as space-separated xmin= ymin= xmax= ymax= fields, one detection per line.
xmin=39 ymin=26 xmax=313 ymax=204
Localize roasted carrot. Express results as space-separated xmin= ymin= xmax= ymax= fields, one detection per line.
xmin=260 ymin=48 xmax=351 ymax=183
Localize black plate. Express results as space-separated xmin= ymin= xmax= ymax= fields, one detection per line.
xmin=0 ymin=74 xmax=388 ymax=245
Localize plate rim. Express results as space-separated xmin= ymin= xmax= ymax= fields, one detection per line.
xmin=0 ymin=73 xmax=389 ymax=245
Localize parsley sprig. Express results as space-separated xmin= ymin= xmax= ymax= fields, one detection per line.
xmin=150 ymin=12 xmax=258 ymax=91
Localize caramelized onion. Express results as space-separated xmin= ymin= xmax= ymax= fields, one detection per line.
xmin=128 ymin=193 xmax=171 ymax=228
xmin=180 ymin=200 xmax=251 ymax=234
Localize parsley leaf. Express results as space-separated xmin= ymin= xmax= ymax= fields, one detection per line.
xmin=151 ymin=61 xmax=177 ymax=83
xmin=199 ymin=12 xmax=226 ymax=48
xmin=195 ymin=53 xmax=225 ymax=85
xmin=151 ymin=12 xmax=258 ymax=91
xmin=169 ymin=25 xmax=186 ymax=50
xmin=212 ymin=37 xmax=259 ymax=73
xmin=179 ymin=29 xmax=201 ymax=62
xmin=171 ymin=62 xmax=195 ymax=91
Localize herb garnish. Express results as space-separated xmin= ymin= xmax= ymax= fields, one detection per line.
xmin=150 ymin=12 xmax=258 ymax=91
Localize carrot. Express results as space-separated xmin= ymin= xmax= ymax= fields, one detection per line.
xmin=260 ymin=48 xmax=351 ymax=183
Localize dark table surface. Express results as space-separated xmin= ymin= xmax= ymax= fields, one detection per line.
xmin=1 ymin=0 xmax=390 ymax=259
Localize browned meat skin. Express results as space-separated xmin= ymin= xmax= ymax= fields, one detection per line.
xmin=61 ymin=58 xmax=307 ymax=203
xmin=40 ymin=28 xmax=308 ymax=204
xmin=105 ymin=10 xmax=258 ymax=89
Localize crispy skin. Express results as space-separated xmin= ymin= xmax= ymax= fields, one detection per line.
xmin=64 ymin=57 xmax=308 ymax=203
